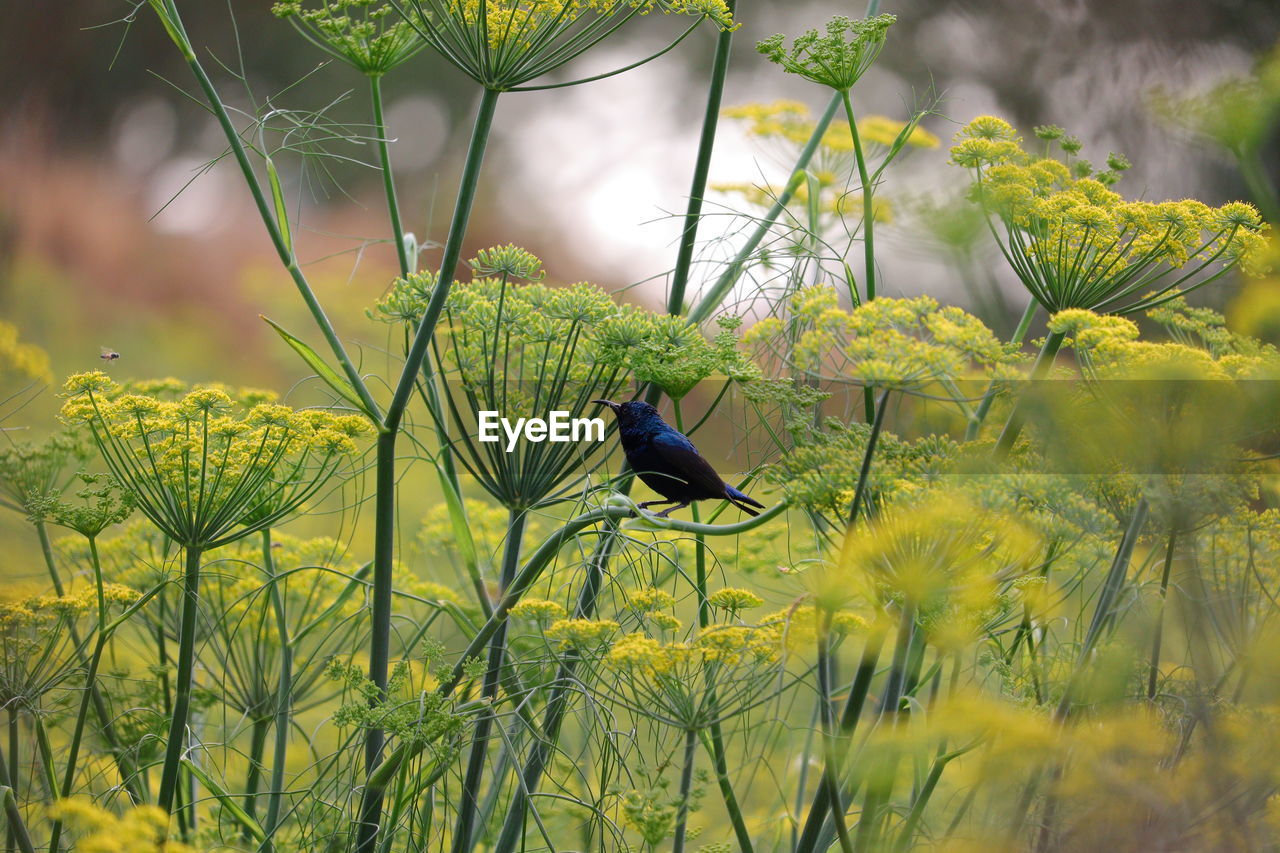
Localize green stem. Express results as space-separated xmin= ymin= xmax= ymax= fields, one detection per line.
xmin=34 ymin=522 xmax=142 ymax=802
xmin=688 ymin=92 xmax=843 ymax=325
xmin=450 ymin=510 xmax=528 ymax=853
xmin=1147 ymin=526 xmax=1179 ymax=701
xmin=847 ymin=389 xmax=890 ymax=527
xmin=671 ymin=728 xmax=699 ymax=853
xmin=0 ymin=786 xmax=34 ymax=853
xmin=261 ymin=529 xmax=292 ymax=853
xmin=356 ymin=430 xmax=399 ymax=851
xmin=6 ymin=709 xmax=15 ymax=853
xmin=993 ymin=329 xmax=1065 ymax=456
xmin=666 ymin=0 xmax=737 ymax=316
xmin=158 ymin=545 xmax=204 ymax=815
xmin=244 ymin=716 xmax=271 ymax=840
xmin=371 ymin=75 xmax=411 ymax=278
xmin=385 ymin=87 xmax=500 ymax=435
xmin=357 ymin=95 xmax=501 ymax=845
xmin=817 ymin=616 xmax=855 ymax=853
xmin=966 ymin=300 xmax=1037 ymax=441
xmin=31 ymin=719 xmax=57 ymax=804
xmin=794 ymin=631 xmax=885 ymax=853
xmin=852 ymin=606 xmax=915 ymax=853
xmin=673 ymin=401 xmax=754 ymax=853
xmin=840 ymin=89 xmax=875 ymax=304
xmin=491 ymin=526 xmax=623 ymax=853
xmin=48 ymin=537 xmax=113 ymax=853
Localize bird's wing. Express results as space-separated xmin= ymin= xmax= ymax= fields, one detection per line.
xmin=647 ymin=430 xmax=727 ymax=496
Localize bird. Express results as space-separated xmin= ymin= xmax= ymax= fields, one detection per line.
xmin=593 ymin=399 xmax=765 ymax=518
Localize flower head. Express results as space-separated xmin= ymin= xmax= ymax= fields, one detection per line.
xmin=757 ymin=15 xmax=896 ymax=91
xmin=273 ymin=0 xmax=424 ymax=75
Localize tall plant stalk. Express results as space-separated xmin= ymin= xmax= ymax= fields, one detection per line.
xmin=1147 ymin=526 xmax=1179 ymax=700
xmin=358 ymin=85 xmax=501 ymax=853
xmin=47 ymin=538 xmax=127 ymax=853
xmin=370 ymin=75 xmax=411 ymax=279
xmin=157 ymin=545 xmax=204 ymax=815
xmin=672 ymin=401 xmax=755 ymax=853
xmin=32 ymin=520 xmax=141 ymax=801
xmin=666 ymin=0 xmax=737 ymax=316
xmin=671 ymin=726 xmax=700 ymax=853
xmin=450 ymin=509 xmax=527 ymax=853
xmin=261 ymin=527 xmax=292 ymax=853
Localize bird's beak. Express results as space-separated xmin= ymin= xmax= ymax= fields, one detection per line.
xmin=592 ymin=399 xmax=618 ymax=411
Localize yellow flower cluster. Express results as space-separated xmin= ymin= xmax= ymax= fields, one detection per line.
xmin=724 ymin=101 xmax=938 ymax=152
xmin=950 ymin=115 xmax=1271 ymax=314
xmin=59 ymin=373 xmax=368 ymax=547
xmin=544 ymin=618 xmax=619 ymax=650
xmin=48 ymin=799 xmax=196 ymax=853
xmin=814 ymin=493 xmax=1041 ymax=636
xmin=510 ymin=598 xmax=568 ymax=622
xmin=705 ymin=587 xmax=763 ymax=614
xmin=0 ymin=319 xmax=52 ymax=385
xmin=604 ymin=623 xmax=781 ymax=674
xmin=272 ymin=0 xmax=423 ymax=75
xmin=773 ymin=288 xmax=1012 ymax=391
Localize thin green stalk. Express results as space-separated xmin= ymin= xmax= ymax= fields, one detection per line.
xmin=993 ymin=329 xmax=1065 ymax=456
xmin=48 ymin=537 xmax=114 ymax=853
xmin=673 ymin=401 xmax=754 ymax=853
xmin=261 ymin=529 xmax=292 ymax=853
xmin=31 ymin=719 xmax=57 ymax=804
xmin=370 ymin=74 xmax=411 ymax=277
xmin=450 ymin=509 xmax=528 ymax=853
xmin=671 ymin=728 xmax=699 ymax=853
xmin=158 ymin=545 xmax=204 ymax=815
xmin=817 ymin=616 xmax=855 ymax=853
xmin=689 ymin=91 xmax=843 ymax=325
xmin=847 ymin=389 xmax=890 ymax=527
xmin=794 ymin=631 xmax=885 ymax=853
xmin=385 ymin=87 xmax=500 ymax=435
xmin=852 ymin=606 xmax=915 ymax=853
xmin=666 ymin=0 xmax=737 ymax=316
xmin=243 ymin=716 xmax=271 ymax=838
xmin=6 ymin=709 xmax=15 ymax=853
xmin=356 ymin=431 xmax=399 ymax=851
xmin=1147 ymin=526 xmax=1179 ymax=700
xmin=840 ymin=89 xmax=876 ymax=305
xmin=491 ymin=527 xmax=623 ymax=853
xmin=0 ymin=786 xmax=34 ymax=853
xmin=33 ymin=522 xmax=142 ymax=802
xmin=966 ymin=299 xmax=1037 ymax=441
xmin=359 ymin=91 xmax=500 ymax=850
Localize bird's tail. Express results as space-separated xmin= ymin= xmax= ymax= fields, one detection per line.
xmin=725 ymin=485 xmax=765 ymax=517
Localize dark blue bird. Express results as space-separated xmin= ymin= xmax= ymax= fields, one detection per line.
xmin=593 ymin=400 xmax=765 ymax=518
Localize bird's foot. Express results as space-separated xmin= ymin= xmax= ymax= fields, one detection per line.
xmin=654 ymin=502 xmax=690 ymax=519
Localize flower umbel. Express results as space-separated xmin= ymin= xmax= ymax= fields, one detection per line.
xmin=757 ymin=15 xmax=897 ymax=91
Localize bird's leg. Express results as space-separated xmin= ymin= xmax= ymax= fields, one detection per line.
xmin=637 ymin=499 xmax=678 ymax=511
xmin=654 ymin=502 xmax=690 ymax=519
